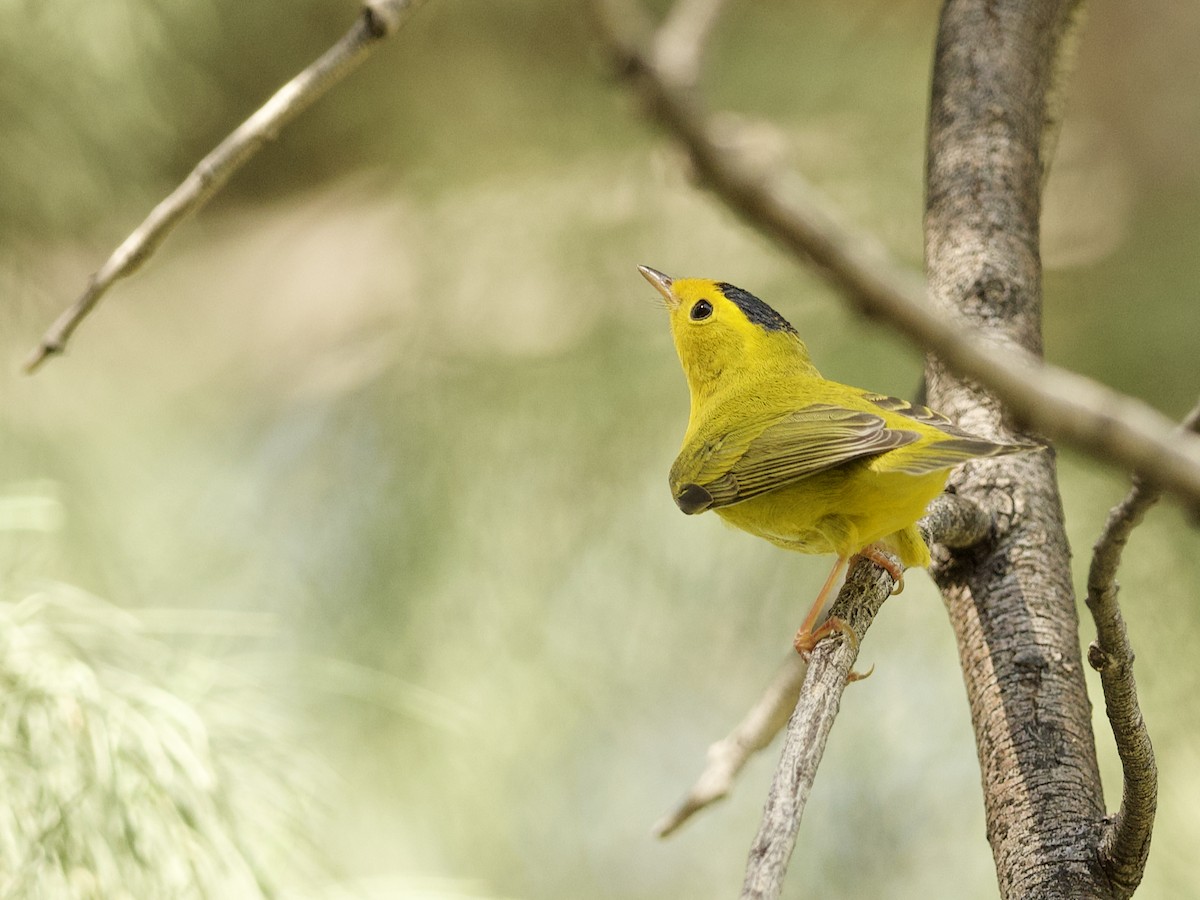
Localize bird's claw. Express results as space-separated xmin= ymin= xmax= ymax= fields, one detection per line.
xmin=846 ymin=663 xmax=876 ymax=683
xmin=793 ymin=616 xmax=872 ymax=682
xmin=853 ymin=545 xmax=904 ymax=594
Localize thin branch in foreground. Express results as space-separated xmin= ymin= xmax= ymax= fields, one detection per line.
xmin=22 ymin=0 xmax=426 ymax=374
xmin=652 ymin=0 xmax=733 ymax=87
xmin=1084 ymin=398 xmax=1200 ymax=895
xmin=738 ymin=493 xmax=992 ymax=900
xmin=655 ymin=494 xmax=991 ymax=844
xmin=592 ymin=0 xmax=1200 ymax=512
xmin=739 ymin=554 xmax=895 ymax=900
xmin=654 ymin=654 xmax=805 ymax=838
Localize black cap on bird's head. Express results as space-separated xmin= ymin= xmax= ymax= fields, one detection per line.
xmin=712 ymin=281 xmax=797 ymax=334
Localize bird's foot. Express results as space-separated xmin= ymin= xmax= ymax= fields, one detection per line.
xmin=853 ymin=545 xmax=905 ymax=595
xmin=793 ymin=616 xmax=873 ymax=682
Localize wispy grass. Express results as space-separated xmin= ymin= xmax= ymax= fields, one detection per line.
xmin=0 ymin=585 xmax=324 ymax=900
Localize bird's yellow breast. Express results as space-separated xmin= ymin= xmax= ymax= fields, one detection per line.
xmin=711 ymin=461 xmax=947 ymax=567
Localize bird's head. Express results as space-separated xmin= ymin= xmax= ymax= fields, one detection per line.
xmin=638 ymin=265 xmax=815 ymax=398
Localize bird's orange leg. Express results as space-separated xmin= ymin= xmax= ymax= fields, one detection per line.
xmin=792 ymin=557 xmax=873 ymax=680
xmin=792 ymin=556 xmax=846 ymax=655
xmin=852 ymin=544 xmax=905 ymax=595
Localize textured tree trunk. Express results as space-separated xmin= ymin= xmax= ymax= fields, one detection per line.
xmin=923 ymin=1 xmax=1112 ymax=897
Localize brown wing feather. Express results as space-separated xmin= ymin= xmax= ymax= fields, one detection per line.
xmin=670 ymin=404 xmax=920 ymax=513
xmin=862 ymin=392 xmax=1037 ymax=475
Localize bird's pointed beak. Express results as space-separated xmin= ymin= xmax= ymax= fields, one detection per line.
xmin=638 ymin=265 xmax=678 ymax=309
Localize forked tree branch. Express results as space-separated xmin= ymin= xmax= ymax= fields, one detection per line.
xmin=592 ymin=0 xmax=1200 ymax=512
xmin=653 ymin=0 xmax=732 ymax=87
xmin=739 ymin=494 xmax=992 ymax=900
xmin=598 ymin=0 xmax=1166 ymax=895
xmin=22 ymin=0 xmax=426 ymax=374
xmin=654 ymin=653 xmax=804 ymax=839
xmin=655 ymin=495 xmax=992 ymax=842
xmin=1083 ymin=399 xmax=1200 ymax=895
xmin=739 ymin=556 xmax=893 ymax=900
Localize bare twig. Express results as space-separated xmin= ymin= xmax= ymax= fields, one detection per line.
xmin=23 ymin=0 xmax=426 ymax=374
xmin=653 ymin=0 xmax=733 ymax=86
xmin=592 ymin=0 xmax=1200 ymax=511
xmin=655 ymin=496 xmax=992 ymax=842
xmin=737 ymin=493 xmax=995 ymax=899
xmin=1086 ymin=487 xmax=1158 ymax=899
xmin=740 ymin=554 xmax=894 ymax=900
xmin=1084 ymin=399 xmax=1200 ymax=895
xmin=655 ymin=654 xmax=805 ymax=838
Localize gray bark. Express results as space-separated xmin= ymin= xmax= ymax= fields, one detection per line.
xmin=923 ymin=1 xmax=1111 ymax=897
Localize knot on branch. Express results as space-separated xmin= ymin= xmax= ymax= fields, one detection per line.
xmin=1087 ymin=640 xmax=1134 ymax=677
xmin=364 ymin=0 xmax=410 ymax=37
xmin=919 ymin=492 xmax=994 ymax=550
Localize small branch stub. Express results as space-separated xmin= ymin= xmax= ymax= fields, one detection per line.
xmin=1086 ymin=641 xmax=1109 ymax=672
xmin=365 ymin=0 xmax=412 ymax=36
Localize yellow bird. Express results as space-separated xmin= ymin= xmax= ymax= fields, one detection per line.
xmin=640 ymin=265 xmax=1031 ymax=659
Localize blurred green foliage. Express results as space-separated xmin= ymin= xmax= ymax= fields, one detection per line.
xmin=2 ymin=0 xmax=1199 ymax=897
xmin=0 ymin=584 xmax=323 ymax=899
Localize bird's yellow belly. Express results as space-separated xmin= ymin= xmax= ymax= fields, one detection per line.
xmin=713 ymin=464 xmax=949 ymax=566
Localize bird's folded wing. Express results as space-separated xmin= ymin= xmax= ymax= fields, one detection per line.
xmin=863 ymin=392 xmax=1037 ymax=475
xmin=670 ymin=405 xmax=920 ymax=513
xmin=873 ymin=437 xmax=1026 ymax=475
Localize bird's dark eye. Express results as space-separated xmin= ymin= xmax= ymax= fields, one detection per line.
xmin=690 ymin=299 xmax=713 ymax=321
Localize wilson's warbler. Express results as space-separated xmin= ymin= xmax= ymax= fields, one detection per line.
xmin=640 ymin=265 xmax=1030 ymax=659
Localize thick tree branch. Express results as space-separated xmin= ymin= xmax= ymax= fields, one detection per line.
xmin=593 ymin=0 xmax=1200 ymax=512
xmin=23 ymin=0 xmax=426 ymax=374
xmin=1084 ymin=400 xmax=1199 ymax=894
xmin=923 ymin=1 xmax=1116 ymax=896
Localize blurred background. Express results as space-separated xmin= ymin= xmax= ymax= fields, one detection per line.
xmin=2 ymin=0 xmax=1199 ymax=897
